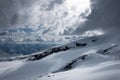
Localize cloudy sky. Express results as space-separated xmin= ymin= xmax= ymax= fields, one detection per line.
xmin=0 ymin=0 xmax=120 ymax=42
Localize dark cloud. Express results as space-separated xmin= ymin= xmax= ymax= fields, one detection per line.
xmin=0 ymin=31 xmax=7 ymax=36
xmin=0 ymin=0 xmax=22 ymax=28
xmin=1 ymin=0 xmax=119 ymax=37
xmin=0 ymin=0 xmax=64 ymax=30
xmin=46 ymin=0 xmax=64 ymax=10
xmin=10 ymin=13 xmax=19 ymax=25
xmin=73 ymin=0 xmax=120 ymax=35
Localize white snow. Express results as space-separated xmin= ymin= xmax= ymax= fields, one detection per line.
xmin=0 ymin=35 xmax=120 ymax=80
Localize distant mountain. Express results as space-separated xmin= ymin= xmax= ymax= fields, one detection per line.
xmin=0 ymin=43 xmax=57 ymax=58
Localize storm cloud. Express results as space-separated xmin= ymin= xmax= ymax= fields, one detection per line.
xmin=0 ymin=0 xmax=35 ymax=28
xmin=0 ymin=0 xmax=119 ymax=37
xmin=0 ymin=0 xmax=91 ymax=36
xmin=74 ymin=0 xmax=120 ymax=35
xmin=0 ymin=0 xmax=64 ymax=28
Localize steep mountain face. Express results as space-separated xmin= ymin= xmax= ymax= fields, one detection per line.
xmin=0 ymin=35 xmax=120 ymax=80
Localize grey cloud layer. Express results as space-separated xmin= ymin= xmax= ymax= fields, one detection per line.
xmin=74 ymin=0 xmax=120 ymax=35
xmin=0 ymin=0 xmax=64 ymax=28
xmin=0 ymin=0 xmax=119 ymax=36
xmin=0 ymin=0 xmax=32 ymax=28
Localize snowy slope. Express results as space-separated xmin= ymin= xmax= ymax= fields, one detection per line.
xmin=0 ymin=35 xmax=120 ymax=80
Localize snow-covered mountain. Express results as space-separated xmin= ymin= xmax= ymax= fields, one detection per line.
xmin=0 ymin=34 xmax=120 ymax=80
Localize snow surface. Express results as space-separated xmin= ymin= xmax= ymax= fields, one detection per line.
xmin=0 ymin=35 xmax=120 ymax=80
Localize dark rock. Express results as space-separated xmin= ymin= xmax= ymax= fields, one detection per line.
xmin=62 ymin=46 xmax=70 ymax=51
xmin=92 ymin=39 xmax=97 ymax=42
xmin=76 ymin=43 xmax=87 ymax=47
xmin=55 ymin=55 xmax=88 ymax=72
xmin=97 ymin=45 xmax=117 ymax=55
